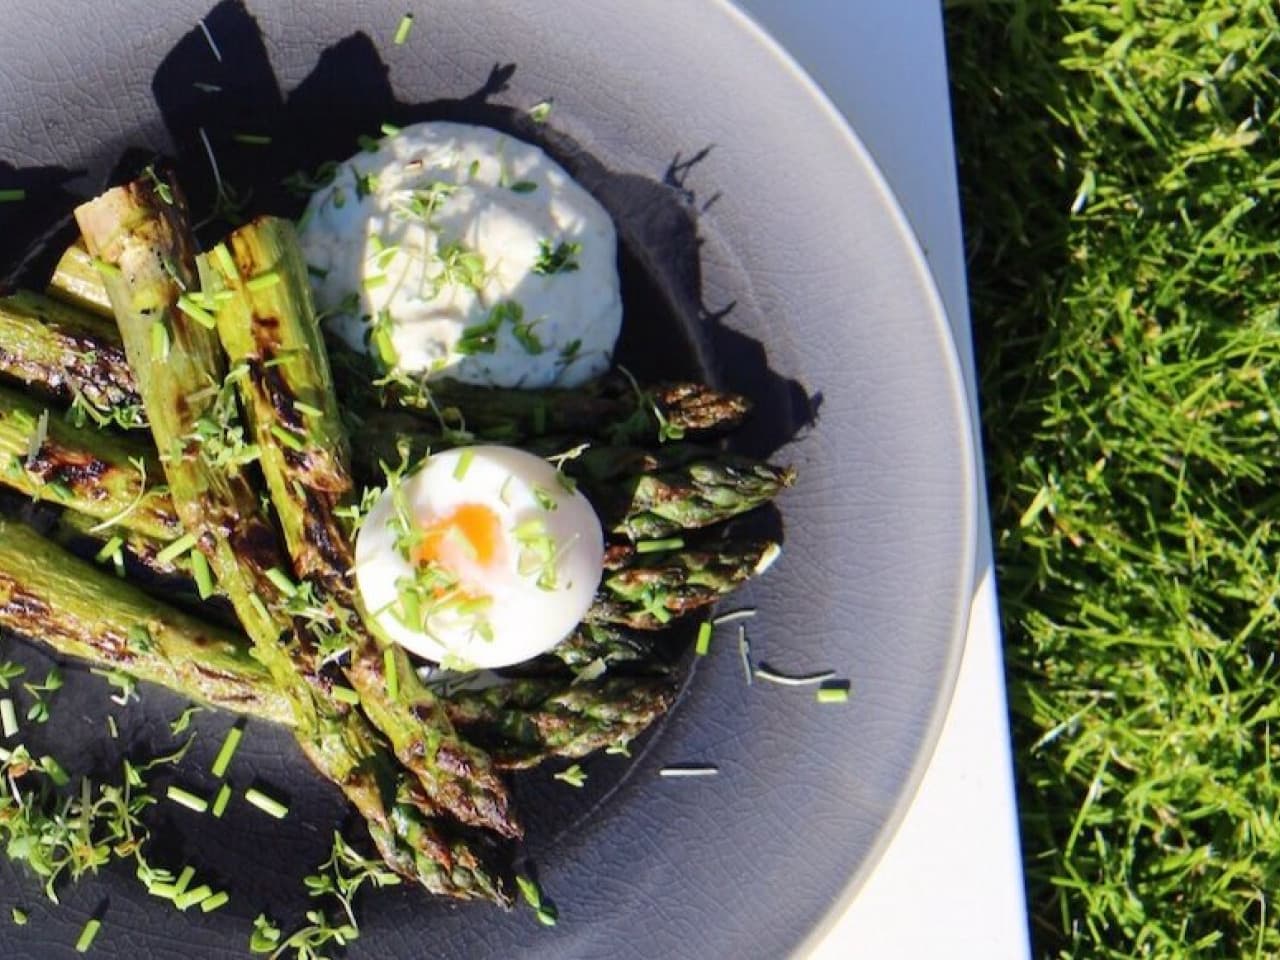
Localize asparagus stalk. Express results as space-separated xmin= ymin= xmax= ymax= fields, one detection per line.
xmin=546 ymin=622 xmax=664 ymax=671
xmin=46 ymin=241 xmax=116 ymax=319
xmin=332 ymin=344 xmax=752 ymax=445
xmin=441 ymin=676 xmax=678 ymax=770
xmin=75 ymin=176 xmax=512 ymax=904
xmin=0 ymin=516 xmax=292 ymax=723
xmin=592 ymin=538 xmax=781 ymax=630
xmin=0 ymin=291 xmax=143 ymax=425
xmin=7 ymin=265 xmax=753 ymax=447
xmin=0 ymin=384 xmax=178 ymax=540
xmin=353 ymin=426 xmax=793 ymax=541
xmin=53 ymin=509 xmax=194 ymax=582
xmin=1 ymin=516 xmax=670 ymax=772
xmin=201 ymin=216 xmax=518 ymax=840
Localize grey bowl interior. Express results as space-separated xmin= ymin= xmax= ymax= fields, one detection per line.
xmin=0 ymin=1 xmax=976 ymax=957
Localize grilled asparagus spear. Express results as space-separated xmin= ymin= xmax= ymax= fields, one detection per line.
xmin=75 ymin=176 xmax=512 ymax=904
xmin=592 ymin=538 xmax=781 ymax=629
xmin=0 ymin=517 xmax=291 ymax=723
xmin=0 ymin=290 xmax=142 ymax=421
xmin=201 ymin=216 xmax=518 ymax=840
xmin=0 ymin=383 xmax=177 ymax=540
xmin=46 ymin=240 xmax=115 ymax=319
xmin=442 ymin=677 xmax=678 ymax=770
xmin=0 ymin=517 xmax=674 ymax=770
xmin=28 ymin=261 xmax=754 ymax=443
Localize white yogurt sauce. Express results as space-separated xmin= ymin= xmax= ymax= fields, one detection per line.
xmin=299 ymin=121 xmax=622 ymax=388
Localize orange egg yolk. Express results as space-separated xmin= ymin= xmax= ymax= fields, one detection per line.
xmin=413 ymin=503 xmax=505 ymax=573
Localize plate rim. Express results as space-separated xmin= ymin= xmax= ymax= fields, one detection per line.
xmin=708 ymin=1 xmax=981 ymax=951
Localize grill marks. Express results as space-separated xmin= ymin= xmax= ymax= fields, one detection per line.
xmin=0 ymin=295 xmax=143 ymax=414
xmin=26 ymin=439 xmax=112 ymax=493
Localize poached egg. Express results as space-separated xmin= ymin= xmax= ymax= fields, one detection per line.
xmin=354 ymin=445 xmax=605 ymax=669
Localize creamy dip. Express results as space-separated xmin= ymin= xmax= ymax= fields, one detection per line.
xmin=299 ymin=121 xmax=622 ymax=388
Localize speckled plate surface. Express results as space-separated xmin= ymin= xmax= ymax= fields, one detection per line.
xmin=0 ymin=1 xmax=976 ymax=957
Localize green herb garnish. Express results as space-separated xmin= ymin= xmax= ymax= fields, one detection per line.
xmin=211 ymin=725 xmax=244 ymax=778
xmin=393 ymin=13 xmax=414 ymax=44
xmin=244 ymin=787 xmax=289 ymax=819
xmin=74 ymin=917 xmax=101 ymax=953
xmin=166 ymin=785 xmax=209 ymax=814
xmin=533 ymin=239 xmax=582 ymax=275
xmin=553 ymin=764 xmax=587 ymax=788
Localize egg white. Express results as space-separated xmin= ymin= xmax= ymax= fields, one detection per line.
xmin=354 ymin=445 xmax=604 ymax=669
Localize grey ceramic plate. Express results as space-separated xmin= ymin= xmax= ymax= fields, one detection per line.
xmin=0 ymin=1 xmax=976 ymax=957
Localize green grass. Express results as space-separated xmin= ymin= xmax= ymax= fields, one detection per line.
xmin=946 ymin=2 xmax=1280 ymax=957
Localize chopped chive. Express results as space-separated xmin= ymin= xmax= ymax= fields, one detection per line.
xmin=293 ymin=400 xmax=323 ymax=418
xmin=532 ymin=485 xmax=559 ymax=511
xmin=357 ymin=134 xmax=380 ymax=153
xmin=211 ymin=783 xmax=232 ymax=819
xmin=380 ymin=122 xmax=402 ymax=136
xmin=244 ymin=787 xmax=289 ymax=819
xmin=213 ymin=243 xmax=237 ymax=278
xmin=175 ymin=885 xmax=212 ymax=910
xmin=754 ymin=542 xmax=783 ymax=574
xmin=264 ymin=567 xmax=298 ymax=597
xmin=91 ymin=257 xmax=121 ymax=277
xmin=453 ymin=447 xmax=475 ymax=481
xmin=509 ymin=180 xmax=538 ymax=193
xmin=249 ymin=593 xmax=272 ymax=624
xmin=40 ymin=756 xmax=69 ymax=786
xmin=148 ymin=883 xmax=177 ymax=900
xmin=191 ymin=550 xmax=215 ymax=598
xmin=167 ymin=785 xmax=209 ymax=813
xmin=154 ymin=532 xmax=197 ymax=566
xmin=816 ymin=683 xmax=851 ymax=704
xmin=211 ymin=726 xmax=243 ymax=777
xmin=94 ymin=536 xmax=125 ymax=565
xmin=176 ymin=294 xmax=217 ymax=329
xmin=384 ymin=647 xmax=399 ymax=700
xmin=151 ymin=321 xmax=170 ymax=361
xmin=269 ymin=424 xmax=306 ymax=452
xmin=363 ymin=273 xmax=389 ymax=290
xmin=393 ymin=13 xmax=414 ymax=44
xmin=695 ymin=621 xmax=713 ymax=656
xmin=107 ymin=715 xmax=119 ymax=739
xmin=174 ymin=865 xmax=195 ymax=896
xmin=330 ymin=686 xmax=360 ymax=706
xmin=517 ymin=875 xmax=543 ymax=909
xmin=537 ymin=906 xmax=558 ymax=927
xmin=712 ymin=608 xmax=757 ymax=625
xmin=246 ymin=270 xmax=281 ymax=291
xmin=636 ymin=537 xmax=684 ymax=554
xmin=233 ymin=133 xmax=272 ymax=145
xmin=200 ymin=890 xmax=229 ymax=913
xmin=0 ymin=189 xmax=26 ymax=203
xmin=753 ymin=665 xmax=837 ymax=687
xmin=198 ymin=18 xmax=223 ymax=62
xmin=11 ymin=907 xmax=27 ymax=925
xmin=528 ymin=100 xmax=553 ymax=123
xmin=75 ymin=917 xmax=101 ymax=953
xmin=658 ymin=765 xmax=719 ymax=778
xmin=0 ymin=698 xmax=17 ymax=739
